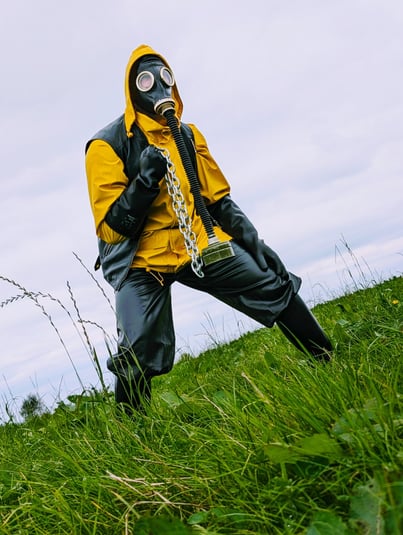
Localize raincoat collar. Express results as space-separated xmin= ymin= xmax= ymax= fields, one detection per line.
xmin=135 ymin=112 xmax=172 ymax=144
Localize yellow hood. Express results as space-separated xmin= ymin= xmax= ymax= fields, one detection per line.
xmin=124 ymin=44 xmax=183 ymax=136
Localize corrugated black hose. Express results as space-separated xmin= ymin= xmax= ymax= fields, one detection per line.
xmin=163 ymin=108 xmax=216 ymax=241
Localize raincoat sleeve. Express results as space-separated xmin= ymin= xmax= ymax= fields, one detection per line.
xmin=188 ymin=124 xmax=231 ymax=204
xmin=85 ymin=139 xmax=128 ymax=244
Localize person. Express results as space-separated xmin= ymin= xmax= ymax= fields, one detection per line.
xmin=85 ymin=44 xmax=332 ymax=415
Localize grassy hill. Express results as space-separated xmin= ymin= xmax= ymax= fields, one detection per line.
xmin=0 ymin=276 xmax=402 ymax=534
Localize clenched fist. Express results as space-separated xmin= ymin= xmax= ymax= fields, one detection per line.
xmin=138 ymin=145 xmax=167 ymax=189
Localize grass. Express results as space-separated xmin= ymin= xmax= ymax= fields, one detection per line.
xmin=0 ymin=274 xmax=402 ymax=534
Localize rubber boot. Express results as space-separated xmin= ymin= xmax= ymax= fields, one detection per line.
xmin=276 ymin=294 xmax=332 ymax=361
xmin=115 ymin=373 xmax=152 ymax=416
xmin=107 ymin=354 xmax=152 ymax=416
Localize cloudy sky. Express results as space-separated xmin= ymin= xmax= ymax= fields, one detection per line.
xmin=1 ymin=0 xmax=402 ymax=417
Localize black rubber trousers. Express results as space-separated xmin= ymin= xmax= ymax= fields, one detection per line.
xmin=108 ymin=242 xmax=332 ymax=411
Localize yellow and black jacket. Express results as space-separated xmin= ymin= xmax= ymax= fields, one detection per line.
xmin=86 ymin=44 xmax=231 ymax=289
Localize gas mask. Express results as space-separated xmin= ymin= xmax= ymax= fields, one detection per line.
xmin=131 ymin=56 xmax=175 ymax=118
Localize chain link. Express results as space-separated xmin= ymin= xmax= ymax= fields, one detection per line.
xmin=159 ymin=148 xmax=204 ymax=278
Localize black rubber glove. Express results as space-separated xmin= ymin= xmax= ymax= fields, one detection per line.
xmin=208 ymin=195 xmax=288 ymax=277
xmin=105 ymin=145 xmax=167 ymax=238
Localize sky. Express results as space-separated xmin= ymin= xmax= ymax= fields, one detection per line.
xmin=1 ymin=0 xmax=402 ymax=418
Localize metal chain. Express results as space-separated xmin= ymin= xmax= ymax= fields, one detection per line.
xmin=159 ymin=148 xmax=204 ymax=278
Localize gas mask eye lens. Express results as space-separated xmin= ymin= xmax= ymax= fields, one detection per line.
xmin=160 ymin=67 xmax=175 ymax=87
xmin=136 ymin=71 xmax=155 ymax=92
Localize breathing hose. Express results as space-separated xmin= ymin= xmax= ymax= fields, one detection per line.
xmin=155 ymin=100 xmax=234 ymax=266
xmin=163 ymin=108 xmax=216 ymax=239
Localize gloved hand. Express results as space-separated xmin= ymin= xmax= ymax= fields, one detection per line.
xmin=138 ymin=145 xmax=167 ymax=189
xmin=252 ymin=238 xmax=288 ymax=277
xmin=105 ymin=145 xmax=167 ymax=238
xmin=208 ymin=195 xmax=288 ymax=277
